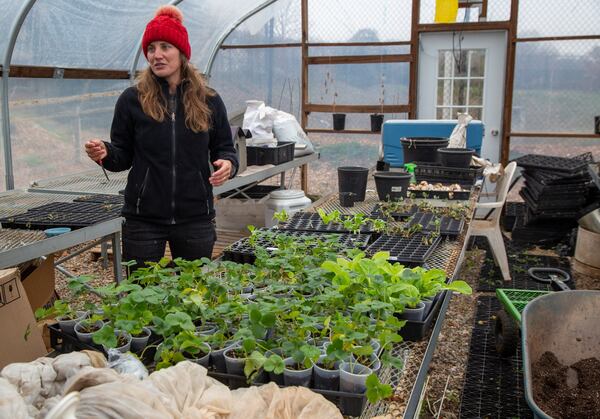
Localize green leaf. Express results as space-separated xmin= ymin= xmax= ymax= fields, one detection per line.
xmin=366 ymin=373 xmax=393 ymax=403
xmin=263 ymin=354 xmax=285 ymax=374
xmin=444 ymin=280 xmax=472 ymax=295
xmin=92 ymin=324 xmax=116 ymax=348
xmin=381 ymin=351 xmax=404 ymax=370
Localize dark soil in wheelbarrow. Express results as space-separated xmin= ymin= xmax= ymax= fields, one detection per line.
xmin=532 ymin=351 xmax=600 ymax=418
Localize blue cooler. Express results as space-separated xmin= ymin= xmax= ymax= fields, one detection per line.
xmin=381 ymin=119 xmax=484 ymax=167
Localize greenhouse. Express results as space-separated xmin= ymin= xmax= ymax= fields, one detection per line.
xmin=0 ymin=0 xmax=599 ymax=418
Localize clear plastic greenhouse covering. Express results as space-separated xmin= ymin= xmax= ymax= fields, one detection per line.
xmin=0 ymin=0 xmax=273 ymax=189
xmin=1 ymin=0 xmax=270 ymax=70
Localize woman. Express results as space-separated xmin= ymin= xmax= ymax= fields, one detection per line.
xmin=85 ymin=5 xmax=238 ymax=271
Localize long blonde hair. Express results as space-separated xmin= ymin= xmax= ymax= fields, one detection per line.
xmin=136 ymin=56 xmax=214 ymax=133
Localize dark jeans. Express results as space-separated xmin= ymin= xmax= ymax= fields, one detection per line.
xmin=122 ymin=218 xmax=216 ymax=274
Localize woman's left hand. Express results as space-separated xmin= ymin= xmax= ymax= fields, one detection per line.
xmin=209 ymin=159 xmax=232 ymax=186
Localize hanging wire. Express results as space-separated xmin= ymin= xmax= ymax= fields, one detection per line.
xmin=451 ymin=0 xmax=473 ymax=75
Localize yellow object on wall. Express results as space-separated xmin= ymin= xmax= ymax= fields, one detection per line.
xmin=435 ymin=0 xmax=459 ymax=23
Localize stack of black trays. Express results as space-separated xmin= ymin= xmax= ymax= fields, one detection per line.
xmin=512 ymin=153 xmax=596 ymax=243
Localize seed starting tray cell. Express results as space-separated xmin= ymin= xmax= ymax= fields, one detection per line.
xmin=278 ymin=212 xmax=375 ymax=233
xmin=0 ymin=211 xmax=116 ymax=230
xmin=28 ymin=202 xmax=122 ymax=214
xmin=365 ymin=233 xmax=441 ymax=265
xmin=404 ymin=212 xmax=464 ymax=237
xmin=514 ymin=154 xmax=589 ymax=174
xmin=73 ymin=194 xmax=125 ymax=205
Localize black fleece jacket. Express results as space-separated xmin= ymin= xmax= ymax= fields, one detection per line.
xmin=102 ymin=81 xmax=238 ymax=224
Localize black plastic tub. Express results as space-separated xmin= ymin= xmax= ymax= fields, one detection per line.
xmin=437 ymin=148 xmax=475 ymax=168
xmin=401 ymin=137 xmax=449 ymax=164
xmin=338 ymin=166 xmax=369 ymax=202
xmin=246 ymin=141 xmax=294 ymax=166
xmin=373 ymin=171 xmax=412 ymax=200
xmin=399 ymin=290 xmax=448 ymax=341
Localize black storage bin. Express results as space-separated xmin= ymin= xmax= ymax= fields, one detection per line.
xmin=246 ymin=141 xmax=295 ymax=166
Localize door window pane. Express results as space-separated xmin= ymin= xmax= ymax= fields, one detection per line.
xmin=453 ymin=79 xmax=467 ymax=106
xmin=470 ymin=50 xmax=485 ymax=77
xmin=437 ymin=79 xmax=452 ymax=105
xmin=470 ymin=79 xmax=484 ymax=105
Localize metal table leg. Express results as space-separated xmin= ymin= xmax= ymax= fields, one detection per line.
xmin=112 ymin=231 xmax=122 ymax=283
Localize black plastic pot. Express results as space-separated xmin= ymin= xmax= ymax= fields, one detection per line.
xmin=370 ymin=114 xmax=384 ymax=132
xmin=595 ymin=115 xmax=600 ymax=135
xmin=339 ymin=192 xmax=356 ymax=207
xmin=401 ymin=137 xmax=449 ymax=164
xmin=373 ymin=171 xmax=412 ymax=200
xmin=338 ymin=166 xmax=369 ymax=202
xmin=437 ymin=147 xmax=475 ymax=168
xmin=333 ymin=113 xmax=346 ymax=131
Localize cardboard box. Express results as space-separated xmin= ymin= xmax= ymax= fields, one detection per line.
xmin=21 ymin=255 xmax=56 ymax=313
xmin=0 ymin=268 xmax=48 ymax=369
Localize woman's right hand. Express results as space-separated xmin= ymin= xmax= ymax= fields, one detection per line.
xmin=84 ymin=139 xmax=107 ymax=162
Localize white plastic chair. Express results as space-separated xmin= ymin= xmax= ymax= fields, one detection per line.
xmin=466 ymin=161 xmax=517 ymax=281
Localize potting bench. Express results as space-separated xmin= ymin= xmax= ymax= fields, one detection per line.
xmin=307 ymin=190 xmax=478 ymax=418
xmin=0 ymin=189 xmax=124 ymax=282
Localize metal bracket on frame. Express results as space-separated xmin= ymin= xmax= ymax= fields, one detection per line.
xmin=53 ymin=68 xmax=64 ymax=79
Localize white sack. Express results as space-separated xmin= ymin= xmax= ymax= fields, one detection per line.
xmin=242 ymin=100 xmax=278 ymax=146
xmin=272 ymin=110 xmax=315 ymax=157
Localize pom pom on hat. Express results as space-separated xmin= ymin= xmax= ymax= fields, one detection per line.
xmin=154 ymin=5 xmax=184 ymax=23
xmin=142 ymin=5 xmax=191 ymax=60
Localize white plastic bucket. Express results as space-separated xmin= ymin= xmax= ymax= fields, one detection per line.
xmin=264 ymin=189 xmax=312 ymax=228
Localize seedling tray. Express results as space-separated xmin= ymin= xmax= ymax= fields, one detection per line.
xmin=246 ymin=141 xmax=294 ymax=166
xmin=74 ymin=194 xmax=125 ymax=205
xmin=520 ymin=188 xmax=585 ymax=211
xmin=370 ymin=203 xmax=418 ymax=220
xmin=48 ymin=323 xmax=160 ymax=364
xmin=528 ymin=169 xmax=590 ymax=187
xmin=206 ymin=370 xmax=368 ymax=417
xmin=413 ymin=162 xmax=483 ymax=186
xmin=223 ymin=230 xmax=372 ymax=264
xmin=0 ymin=211 xmax=117 ymax=230
xmin=399 ymin=290 xmax=448 ymax=341
xmin=404 ymin=212 xmax=464 ymax=237
xmin=524 ymin=173 xmax=589 ymax=197
xmin=514 ymin=154 xmax=589 ymax=174
xmin=278 ymin=212 xmax=375 ymax=233
xmin=408 ymin=187 xmax=471 ymax=200
xmin=28 ymin=201 xmax=122 ymax=214
xmin=365 ymin=233 xmax=441 ymax=265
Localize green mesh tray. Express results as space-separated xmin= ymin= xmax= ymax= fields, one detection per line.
xmin=495 ymin=289 xmax=549 ymax=324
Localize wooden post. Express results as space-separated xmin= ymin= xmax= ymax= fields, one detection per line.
xmin=301 ymin=163 xmax=308 ymax=193
xmin=301 ymin=0 xmax=308 ymax=129
xmin=409 ymin=0 xmax=420 ymax=119
xmin=501 ymin=0 xmax=519 ymax=165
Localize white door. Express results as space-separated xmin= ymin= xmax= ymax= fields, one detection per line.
xmin=418 ymin=31 xmax=507 ymax=163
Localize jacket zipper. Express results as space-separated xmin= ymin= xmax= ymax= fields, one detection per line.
xmin=136 ymin=168 xmax=150 ymax=215
xmin=170 ymin=94 xmax=177 ymax=224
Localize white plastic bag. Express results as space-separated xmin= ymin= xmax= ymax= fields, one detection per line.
xmin=242 ymin=100 xmax=277 ymax=146
xmin=272 ymin=110 xmax=315 ymax=157
xmin=448 ymin=112 xmax=473 ymax=148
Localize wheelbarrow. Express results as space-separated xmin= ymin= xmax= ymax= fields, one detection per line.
xmin=494 ymin=267 xmax=571 ymax=357
xmin=521 ymin=290 xmax=600 ymax=418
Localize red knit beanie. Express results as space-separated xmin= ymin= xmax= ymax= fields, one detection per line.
xmin=142 ymin=5 xmax=191 ymax=60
